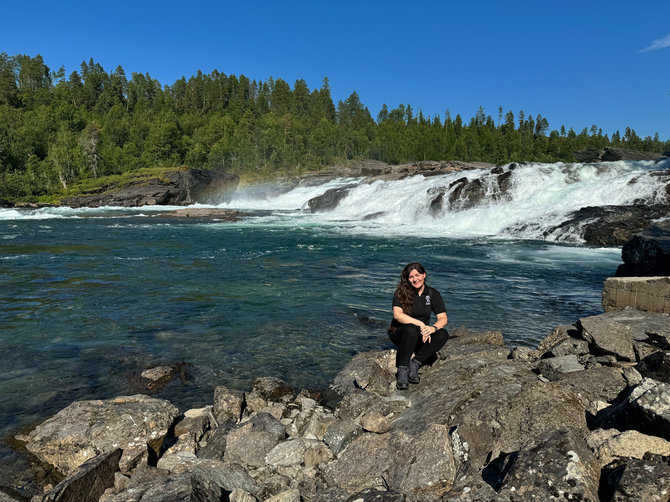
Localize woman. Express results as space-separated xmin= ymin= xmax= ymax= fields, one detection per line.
xmin=389 ymin=262 xmax=449 ymax=390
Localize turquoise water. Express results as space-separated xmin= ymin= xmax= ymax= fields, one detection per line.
xmin=0 ymin=209 xmax=622 ymax=441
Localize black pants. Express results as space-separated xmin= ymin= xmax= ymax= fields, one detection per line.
xmin=389 ymin=324 xmax=449 ymax=367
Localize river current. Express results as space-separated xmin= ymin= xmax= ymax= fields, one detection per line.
xmin=1 ymin=159 xmax=667 ymax=447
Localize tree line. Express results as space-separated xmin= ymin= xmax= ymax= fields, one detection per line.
xmin=1 ymin=53 xmax=668 ymax=200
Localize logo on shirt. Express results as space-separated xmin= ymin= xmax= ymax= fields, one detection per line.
xmin=425 ymin=295 xmax=431 ymax=306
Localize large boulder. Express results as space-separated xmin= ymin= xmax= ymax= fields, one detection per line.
xmin=617 ymin=220 xmax=670 ymax=276
xmin=380 ymin=328 xmax=589 ymax=469
xmin=321 ymin=425 xmax=457 ymax=500
xmin=19 ymin=395 xmax=179 ymax=475
xmin=61 ymin=168 xmax=239 ymax=208
xmin=497 ymin=429 xmax=601 ymax=501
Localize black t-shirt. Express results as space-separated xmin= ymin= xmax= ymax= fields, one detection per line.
xmin=392 ymin=285 xmax=446 ymax=325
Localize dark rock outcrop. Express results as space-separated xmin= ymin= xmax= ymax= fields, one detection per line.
xmin=574 ymin=147 xmax=666 ymax=163
xmin=616 ymin=220 xmax=670 ymax=276
xmin=61 ymin=169 xmax=239 ymax=208
xmin=544 ymin=204 xmax=670 ymax=246
xmin=307 ymin=185 xmax=355 ymax=213
xmin=0 ymin=199 xmax=14 ymax=208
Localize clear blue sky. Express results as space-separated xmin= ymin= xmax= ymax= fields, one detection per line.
xmin=2 ymin=0 xmax=669 ymax=140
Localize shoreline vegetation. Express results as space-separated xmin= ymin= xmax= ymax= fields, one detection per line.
xmin=1 ymin=52 xmax=669 ymax=203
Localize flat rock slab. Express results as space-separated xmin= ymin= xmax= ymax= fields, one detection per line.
xmin=578 ymin=315 xmax=636 ymax=361
xmin=20 ymin=395 xmax=179 ymax=475
xmin=537 ymin=355 xmax=584 ymax=381
xmin=155 ymin=208 xmax=247 ymax=220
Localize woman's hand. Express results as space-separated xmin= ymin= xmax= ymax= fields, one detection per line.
xmin=420 ymin=324 xmax=435 ymax=343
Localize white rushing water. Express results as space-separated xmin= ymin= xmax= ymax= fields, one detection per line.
xmin=1 ymin=159 xmax=668 ymax=243
xmin=217 ymin=159 xmax=669 ymax=241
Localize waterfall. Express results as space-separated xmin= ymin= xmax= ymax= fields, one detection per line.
xmin=221 ymin=159 xmax=670 ymax=242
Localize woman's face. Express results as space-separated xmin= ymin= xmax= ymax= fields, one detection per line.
xmin=407 ymin=268 xmax=426 ymax=291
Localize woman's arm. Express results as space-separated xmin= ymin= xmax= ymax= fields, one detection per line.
xmin=393 ymin=306 xmax=426 ymax=328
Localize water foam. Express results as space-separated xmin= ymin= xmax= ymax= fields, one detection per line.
xmin=217 ymin=159 xmax=668 ymax=241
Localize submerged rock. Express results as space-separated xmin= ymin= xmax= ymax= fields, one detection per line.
xmin=155 ymin=208 xmax=247 ymax=221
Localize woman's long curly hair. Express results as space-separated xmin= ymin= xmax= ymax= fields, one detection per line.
xmin=395 ymin=262 xmax=427 ymax=314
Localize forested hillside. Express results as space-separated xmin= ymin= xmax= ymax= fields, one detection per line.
xmin=1 ymin=53 xmax=668 ymax=201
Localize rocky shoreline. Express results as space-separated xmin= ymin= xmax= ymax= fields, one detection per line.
xmin=4 ymin=228 xmax=670 ymax=501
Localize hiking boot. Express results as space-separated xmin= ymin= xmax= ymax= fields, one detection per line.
xmin=396 ymin=366 xmax=409 ymax=390
xmin=408 ymin=358 xmax=421 ymax=384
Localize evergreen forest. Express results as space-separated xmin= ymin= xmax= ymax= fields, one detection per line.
xmin=1 ymin=53 xmax=668 ymax=201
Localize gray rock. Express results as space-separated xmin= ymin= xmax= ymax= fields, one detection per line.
xmin=586 ymin=428 xmax=670 ymax=467
xmin=546 ymin=337 xmax=590 ymax=358
xmin=334 ymin=389 xmax=387 ymax=421
xmin=173 ymin=406 xmax=213 ymax=441
xmin=498 ymin=429 xmax=600 ymax=501
xmin=578 ymin=314 xmax=636 ymax=361
xmin=195 ymin=420 xmax=236 ymax=460
xmin=359 ymin=411 xmax=392 ymax=434
xmin=287 ymin=405 xmax=336 ymax=440
xmin=159 ymin=455 xmax=259 ymax=496
xmin=36 ymin=449 xmax=121 ymax=502
xmin=626 ymin=378 xmax=670 ymax=440
xmin=213 ymin=386 xmax=245 ymax=424
xmin=536 ymin=325 xmax=578 ymax=354
xmin=537 ymin=355 xmax=584 ymax=381
xmin=388 ymin=334 xmax=588 ymax=468
xmin=329 ymin=351 xmax=396 ymax=398
xmin=598 ymin=378 xmax=670 ymax=440
xmin=250 ymin=377 xmax=294 ymax=402
xmin=508 ymin=346 xmax=537 ymax=361
xmin=556 ymin=365 xmax=627 ymax=414
xmin=323 ymin=419 xmax=363 ymax=455
xmin=265 ymin=438 xmax=331 ymax=468
xmin=345 ymin=488 xmax=406 ymax=501
xmin=264 ymin=489 xmax=301 ymax=502
xmin=322 ymin=425 xmax=456 ymax=500
xmin=21 ymin=395 xmax=179 ymax=475
xmin=224 ymin=413 xmax=286 ymax=467
xmin=609 ymin=454 xmax=670 ymax=501
xmin=229 ymin=488 xmax=257 ymax=502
